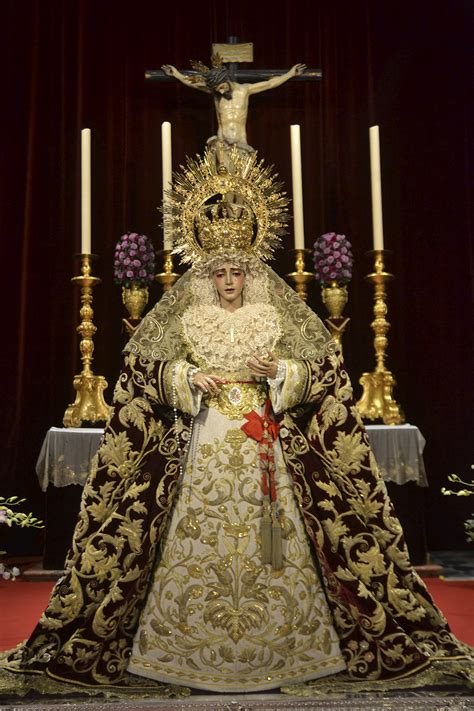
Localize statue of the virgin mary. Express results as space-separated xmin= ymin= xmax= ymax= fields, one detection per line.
xmin=2 ymin=149 xmax=471 ymax=697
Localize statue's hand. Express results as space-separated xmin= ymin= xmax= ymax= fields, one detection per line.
xmin=161 ymin=64 xmax=177 ymax=77
xmin=192 ymin=372 xmax=223 ymax=395
xmin=292 ymin=63 xmax=307 ymax=76
xmin=246 ymin=353 xmax=278 ymax=380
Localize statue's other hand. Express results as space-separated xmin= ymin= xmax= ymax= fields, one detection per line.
xmin=293 ymin=63 xmax=307 ymax=76
xmin=246 ymin=354 xmax=278 ymax=380
xmin=161 ymin=64 xmax=176 ymax=77
xmin=192 ymin=372 xmax=223 ymax=395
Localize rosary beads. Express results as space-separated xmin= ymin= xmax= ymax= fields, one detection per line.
xmin=171 ymin=364 xmax=195 ymax=486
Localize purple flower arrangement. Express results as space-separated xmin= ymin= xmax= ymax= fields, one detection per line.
xmin=114 ymin=232 xmax=156 ymax=287
xmin=313 ymin=232 xmax=354 ymax=285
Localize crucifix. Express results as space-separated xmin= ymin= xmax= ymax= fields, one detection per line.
xmin=145 ymin=37 xmax=322 ymax=154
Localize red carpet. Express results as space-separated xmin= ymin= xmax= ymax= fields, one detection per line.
xmin=0 ymin=577 xmax=473 ymax=652
xmin=424 ymin=578 xmax=474 ymax=646
xmin=0 ymin=580 xmax=54 ymax=651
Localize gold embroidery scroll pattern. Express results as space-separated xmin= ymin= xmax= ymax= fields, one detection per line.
xmin=115 ymin=354 xmax=163 ymax=408
xmin=282 ymin=657 xmax=473 ymax=697
xmin=283 ymin=353 xmax=472 ymax=680
xmin=42 ymin=439 xmax=155 ymax=618
xmin=278 ymin=417 xmax=324 ymax=551
xmin=43 ymin=431 xmax=156 ymax=621
xmin=87 ymin=449 xmax=179 ymax=679
xmin=23 ymin=360 xmax=179 ymax=682
xmin=277 ymin=289 xmax=330 ymax=361
xmin=280 ymin=364 xmax=375 ymax=671
xmin=290 ymin=356 xmax=464 ymax=679
xmin=327 ymin=517 xmax=440 ymax=677
xmin=303 ymin=347 xmax=346 ymax=407
xmin=301 ymin=493 xmax=427 ymax=680
xmin=124 ymin=287 xmax=190 ymax=363
xmin=130 ymin=429 xmax=343 ymax=683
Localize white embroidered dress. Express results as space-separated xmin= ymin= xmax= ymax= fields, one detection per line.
xmin=127 ymin=302 xmax=346 ymax=691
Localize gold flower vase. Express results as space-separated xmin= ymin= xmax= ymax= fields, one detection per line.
xmin=321 ymin=281 xmax=350 ymax=347
xmin=122 ymin=283 xmax=149 ymax=336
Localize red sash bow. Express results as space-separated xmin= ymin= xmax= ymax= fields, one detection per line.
xmin=241 ymin=400 xmax=280 ymax=443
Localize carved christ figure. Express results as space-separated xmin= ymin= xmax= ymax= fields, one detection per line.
xmin=162 ymin=59 xmax=306 ymax=153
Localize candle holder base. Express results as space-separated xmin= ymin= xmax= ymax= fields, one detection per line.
xmin=287 ymin=248 xmax=313 ymax=301
xmin=63 ymin=373 xmax=112 ymax=428
xmin=358 ymin=370 xmax=404 ymax=425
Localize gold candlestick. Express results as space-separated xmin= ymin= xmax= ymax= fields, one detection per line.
xmin=155 ymin=249 xmax=180 ymax=291
xmin=287 ymin=248 xmax=313 ymax=301
xmin=357 ymin=250 xmax=405 ymax=424
xmin=63 ymin=254 xmax=113 ymax=428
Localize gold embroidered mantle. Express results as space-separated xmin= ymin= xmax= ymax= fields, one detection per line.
xmin=2 ymin=267 xmax=472 ymax=690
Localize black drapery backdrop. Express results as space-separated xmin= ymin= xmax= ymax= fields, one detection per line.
xmin=1 ymin=0 xmax=472 ymax=551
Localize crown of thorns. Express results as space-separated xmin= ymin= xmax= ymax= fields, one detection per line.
xmin=190 ymin=53 xmax=231 ymax=89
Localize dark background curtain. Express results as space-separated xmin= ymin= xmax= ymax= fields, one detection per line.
xmin=1 ymin=0 xmax=472 ymax=552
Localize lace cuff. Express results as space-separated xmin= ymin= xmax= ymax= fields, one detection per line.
xmin=269 ymin=359 xmax=308 ymax=413
xmin=187 ymin=366 xmax=200 ymax=389
xmin=164 ymin=360 xmax=202 ymax=416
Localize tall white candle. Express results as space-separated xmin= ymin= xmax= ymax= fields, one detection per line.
xmin=290 ymin=124 xmax=305 ymax=250
xmin=369 ymin=125 xmax=385 ymax=251
xmin=81 ymin=128 xmax=92 ymax=254
xmin=161 ymin=121 xmax=173 ymax=250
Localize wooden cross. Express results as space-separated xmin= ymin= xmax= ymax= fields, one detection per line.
xmin=145 ymin=36 xmax=322 ymax=84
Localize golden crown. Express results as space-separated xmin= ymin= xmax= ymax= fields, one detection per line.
xmin=163 ymin=146 xmax=289 ymax=266
xmin=196 ymin=200 xmax=255 ymax=254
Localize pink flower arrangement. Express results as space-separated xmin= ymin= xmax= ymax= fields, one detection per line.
xmin=313 ymin=232 xmax=354 ymax=285
xmin=114 ymin=232 xmax=156 ymax=287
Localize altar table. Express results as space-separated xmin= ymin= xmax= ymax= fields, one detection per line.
xmin=36 ymin=427 xmax=103 ymax=492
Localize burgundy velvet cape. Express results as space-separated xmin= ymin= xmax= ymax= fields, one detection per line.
xmin=5 ymin=346 xmax=469 ymax=687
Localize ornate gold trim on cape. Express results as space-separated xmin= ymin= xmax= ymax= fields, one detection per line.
xmin=1 ymin=264 xmax=471 ymax=689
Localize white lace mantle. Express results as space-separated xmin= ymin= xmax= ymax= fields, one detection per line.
xmin=181 ymin=303 xmax=282 ymax=372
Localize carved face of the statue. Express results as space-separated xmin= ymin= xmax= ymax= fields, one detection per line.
xmin=212 ymin=262 xmax=245 ymax=311
xmin=215 ymin=81 xmax=233 ymax=100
